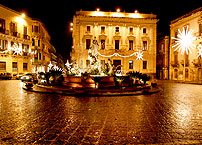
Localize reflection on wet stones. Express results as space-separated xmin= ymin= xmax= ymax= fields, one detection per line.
xmin=1 ymin=80 xmax=202 ymax=144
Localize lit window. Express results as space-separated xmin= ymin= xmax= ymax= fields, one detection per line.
xmin=101 ymin=40 xmax=105 ymax=49
xmin=129 ymin=40 xmax=133 ymax=50
xmin=143 ymin=41 xmax=147 ymax=50
xmin=0 ymin=62 xmax=6 ymax=70
xmin=12 ymin=62 xmax=17 ymax=71
xmin=101 ymin=26 xmax=105 ymax=33
xmin=23 ymin=63 xmax=27 ymax=70
xmin=129 ymin=60 xmax=133 ymax=69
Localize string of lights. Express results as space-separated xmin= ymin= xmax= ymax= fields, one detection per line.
xmin=96 ymin=52 xmax=138 ymax=58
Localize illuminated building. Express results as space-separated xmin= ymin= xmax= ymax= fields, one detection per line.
xmin=0 ymin=4 xmax=56 ymax=76
xmin=157 ymin=36 xmax=169 ymax=80
xmin=170 ymin=7 xmax=202 ymax=81
xmin=71 ymin=10 xmax=158 ymax=77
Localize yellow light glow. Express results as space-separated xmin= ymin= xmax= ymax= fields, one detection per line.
xmin=128 ymin=13 xmax=142 ymax=18
xmin=116 ymin=8 xmax=120 ymax=12
xmin=70 ymin=22 xmax=73 ymax=26
xmin=21 ymin=13 xmax=25 ymax=18
xmin=111 ymin=12 xmax=125 ymax=17
xmin=91 ymin=11 xmax=105 ymax=16
xmin=134 ymin=10 xmax=138 ymax=13
xmin=96 ymin=8 xmax=100 ymax=11
xmin=15 ymin=17 xmax=27 ymax=25
xmin=70 ymin=28 xmax=73 ymax=31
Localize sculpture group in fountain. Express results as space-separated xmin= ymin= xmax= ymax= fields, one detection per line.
xmin=87 ymin=37 xmax=101 ymax=74
xmin=66 ymin=36 xmax=115 ymax=76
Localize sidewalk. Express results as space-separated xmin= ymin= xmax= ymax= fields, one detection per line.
xmin=23 ymin=84 xmax=162 ymax=96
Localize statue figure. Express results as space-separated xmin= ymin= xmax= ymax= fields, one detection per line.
xmin=87 ymin=37 xmax=101 ymax=74
xmin=105 ymin=59 xmax=114 ymax=76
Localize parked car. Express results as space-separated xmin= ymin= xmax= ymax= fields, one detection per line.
xmin=16 ymin=73 xmax=24 ymax=80
xmin=20 ymin=73 xmax=38 ymax=82
xmin=0 ymin=72 xmax=12 ymax=80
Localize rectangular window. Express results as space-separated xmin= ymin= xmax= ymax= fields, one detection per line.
xmin=115 ymin=40 xmax=119 ymax=50
xmin=101 ymin=40 xmax=105 ymax=49
xmin=129 ymin=60 xmax=133 ymax=69
xmin=0 ymin=18 xmax=6 ymax=33
xmin=129 ymin=40 xmax=133 ymax=50
xmin=0 ymin=62 xmax=6 ymax=70
xmin=23 ymin=63 xmax=27 ymax=70
xmin=38 ymin=40 xmax=40 ymax=46
xmin=33 ymin=25 xmax=39 ymax=33
xmin=86 ymin=39 xmax=91 ymax=49
xmin=129 ymin=28 xmax=133 ymax=33
xmin=0 ymin=39 xmax=7 ymax=50
xmin=22 ymin=44 xmax=29 ymax=56
xmin=10 ymin=22 xmax=17 ymax=37
xmin=143 ymin=28 xmax=147 ymax=34
xmin=143 ymin=61 xmax=147 ymax=69
xmin=32 ymin=38 xmax=35 ymax=46
xmin=39 ymin=53 xmax=41 ymax=60
xmin=12 ymin=62 xmax=17 ymax=71
xmin=101 ymin=26 xmax=105 ymax=33
xmin=87 ymin=26 xmax=91 ymax=32
xmin=115 ymin=27 xmax=119 ymax=32
xmin=143 ymin=41 xmax=147 ymax=50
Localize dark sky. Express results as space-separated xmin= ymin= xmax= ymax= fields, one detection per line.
xmin=1 ymin=0 xmax=202 ymax=61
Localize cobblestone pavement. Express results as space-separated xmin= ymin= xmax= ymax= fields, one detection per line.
xmin=1 ymin=80 xmax=202 ymax=144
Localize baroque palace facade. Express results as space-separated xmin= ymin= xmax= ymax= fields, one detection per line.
xmin=170 ymin=7 xmax=202 ymax=81
xmin=0 ymin=4 xmax=56 ymax=76
xmin=71 ymin=10 xmax=158 ymax=77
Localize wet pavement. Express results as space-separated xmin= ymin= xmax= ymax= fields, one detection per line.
xmin=1 ymin=80 xmax=202 ymax=144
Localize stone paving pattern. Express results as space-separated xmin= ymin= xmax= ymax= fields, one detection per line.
xmin=1 ymin=80 xmax=202 ymax=144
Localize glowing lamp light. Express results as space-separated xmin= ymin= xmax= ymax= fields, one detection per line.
xmin=116 ymin=8 xmax=120 ymax=12
xmin=21 ymin=13 xmax=25 ymax=18
xmin=48 ymin=62 xmax=53 ymax=68
xmin=172 ymin=26 xmax=196 ymax=55
xmin=96 ymin=8 xmax=100 ymax=12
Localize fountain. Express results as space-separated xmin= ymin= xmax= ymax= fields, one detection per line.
xmin=63 ymin=37 xmax=115 ymax=88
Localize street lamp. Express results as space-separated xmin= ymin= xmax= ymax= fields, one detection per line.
xmin=172 ymin=26 xmax=196 ymax=80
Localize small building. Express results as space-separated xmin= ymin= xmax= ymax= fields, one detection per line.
xmin=170 ymin=7 xmax=202 ymax=82
xmin=71 ymin=10 xmax=159 ymax=77
xmin=157 ymin=35 xmax=169 ymax=80
xmin=0 ymin=4 xmax=56 ymax=76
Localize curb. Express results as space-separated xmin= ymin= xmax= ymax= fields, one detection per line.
xmin=23 ymin=86 xmax=162 ymax=97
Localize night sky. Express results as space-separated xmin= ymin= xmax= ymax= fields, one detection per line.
xmin=1 ymin=0 xmax=202 ymax=61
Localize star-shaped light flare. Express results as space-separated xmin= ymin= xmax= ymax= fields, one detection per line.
xmin=136 ymin=50 xmax=143 ymax=60
xmin=172 ymin=26 xmax=196 ymax=55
